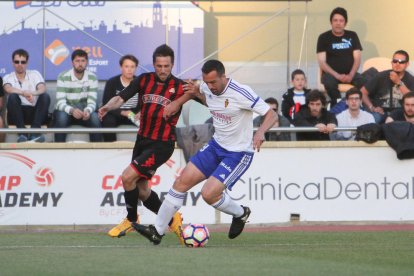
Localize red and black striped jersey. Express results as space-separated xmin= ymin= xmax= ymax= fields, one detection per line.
xmin=119 ymin=72 xmax=185 ymax=141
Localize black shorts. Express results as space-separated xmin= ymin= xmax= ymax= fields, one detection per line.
xmin=130 ymin=136 xmax=175 ymax=179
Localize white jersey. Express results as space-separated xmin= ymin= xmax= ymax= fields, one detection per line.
xmin=3 ymin=70 xmax=45 ymax=106
xmin=200 ymin=78 xmax=270 ymax=152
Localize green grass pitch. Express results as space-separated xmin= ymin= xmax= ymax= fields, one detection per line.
xmin=0 ymin=230 xmax=413 ymax=275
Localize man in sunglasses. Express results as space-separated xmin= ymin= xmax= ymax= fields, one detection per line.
xmin=3 ymin=48 xmax=50 ymax=142
xmin=361 ymin=50 xmax=414 ymax=123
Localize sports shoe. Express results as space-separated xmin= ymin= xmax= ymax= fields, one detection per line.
xmin=107 ymin=217 xmax=140 ymax=238
xmin=29 ymin=134 xmax=45 ymax=143
xmin=17 ymin=135 xmax=28 ymax=143
xmin=132 ymin=223 xmax=163 ymax=245
xmin=169 ymin=212 xmax=184 ymax=245
xmin=228 ymin=206 xmax=251 ymax=239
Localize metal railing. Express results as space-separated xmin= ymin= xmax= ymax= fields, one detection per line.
xmin=0 ymin=127 xmax=358 ymax=134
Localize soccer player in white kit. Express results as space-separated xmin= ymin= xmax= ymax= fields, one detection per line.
xmin=133 ymin=59 xmax=278 ymax=244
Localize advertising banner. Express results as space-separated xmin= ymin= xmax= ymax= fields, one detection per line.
xmin=0 ymin=1 xmax=204 ymax=80
xmin=1 ymin=145 xmax=413 ymax=225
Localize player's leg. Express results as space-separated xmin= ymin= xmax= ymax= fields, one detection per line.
xmin=133 ymin=161 xmax=205 ymax=244
xmin=136 ymin=178 xmax=185 ymax=244
xmin=206 ymin=150 xmax=254 ymax=239
xmin=154 ymin=162 xmax=206 ymax=235
xmin=107 ymin=165 xmax=141 ymax=237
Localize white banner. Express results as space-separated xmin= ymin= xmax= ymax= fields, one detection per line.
xmin=0 ymin=144 xmax=413 ymax=225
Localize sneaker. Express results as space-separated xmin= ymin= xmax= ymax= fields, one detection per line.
xmin=228 ymin=206 xmax=251 ymax=239
xmin=17 ymin=135 xmax=28 ymax=143
xmin=107 ymin=216 xmax=140 ymax=238
xmin=132 ymin=223 xmax=163 ymax=245
xmin=169 ymin=212 xmax=184 ymax=245
xmin=29 ymin=134 xmax=45 ymax=143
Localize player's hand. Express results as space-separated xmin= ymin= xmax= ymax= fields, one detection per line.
xmin=163 ymin=101 xmax=180 ymax=120
xmin=253 ymin=131 xmax=265 ymax=152
xmin=98 ymin=106 xmax=108 ymax=120
xmin=183 ymin=80 xmax=200 ymax=98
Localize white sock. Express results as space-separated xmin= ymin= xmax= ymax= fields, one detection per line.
xmin=211 ymin=193 xmax=243 ymax=218
xmin=155 ymin=188 xmax=186 ymax=235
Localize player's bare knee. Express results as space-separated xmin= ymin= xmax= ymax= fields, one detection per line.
xmin=121 ymin=170 xmax=136 ymax=190
xmin=172 ymin=176 xmax=187 ymax=193
xmin=201 ymin=189 xmax=217 ymax=205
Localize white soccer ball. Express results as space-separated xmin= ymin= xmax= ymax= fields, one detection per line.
xmin=182 ymin=223 xmax=210 ymax=248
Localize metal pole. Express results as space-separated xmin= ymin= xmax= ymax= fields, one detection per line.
xmin=286 ymin=1 xmax=291 ymax=87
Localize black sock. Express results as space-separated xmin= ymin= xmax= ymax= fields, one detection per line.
xmin=143 ymin=190 xmax=162 ymax=214
xmin=124 ymin=187 xmax=139 ymax=222
xmin=143 ymin=190 xmax=174 ymax=226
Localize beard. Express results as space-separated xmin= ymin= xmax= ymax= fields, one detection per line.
xmin=404 ymin=111 xmax=414 ymax=119
xmin=74 ymin=66 xmax=85 ymax=74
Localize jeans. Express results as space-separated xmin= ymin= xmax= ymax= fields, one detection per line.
xmin=101 ymin=111 xmax=134 ymax=142
xmin=7 ymin=93 xmax=50 ymax=136
xmin=321 ymin=72 xmax=365 ymax=106
xmin=53 ymin=110 xmax=102 ymax=142
xmin=370 ymin=111 xmax=388 ymax=124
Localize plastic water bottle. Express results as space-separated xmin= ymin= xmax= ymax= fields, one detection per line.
xmin=127 ymin=112 xmax=140 ymax=127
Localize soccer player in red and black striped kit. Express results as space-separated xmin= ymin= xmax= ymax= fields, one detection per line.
xmin=99 ymin=44 xmax=193 ymax=244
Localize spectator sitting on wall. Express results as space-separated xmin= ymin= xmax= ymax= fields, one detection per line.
xmin=3 ymin=48 xmax=50 ymax=143
xmin=101 ymin=54 xmax=140 ymax=142
xmin=53 ymin=49 xmax=102 ymax=142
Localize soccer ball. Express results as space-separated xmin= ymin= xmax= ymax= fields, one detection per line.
xmin=182 ymin=223 xmax=210 ymax=248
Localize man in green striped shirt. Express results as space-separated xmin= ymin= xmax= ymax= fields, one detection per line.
xmin=53 ymin=49 xmax=102 ymax=142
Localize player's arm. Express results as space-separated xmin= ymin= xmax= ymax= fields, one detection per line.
xmin=185 ymin=81 xmax=206 ymax=105
xmin=99 ymin=77 xmax=140 ymax=119
xmin=98 ymin=96 xmax=124 ymax=120
xmin=163 ymin=80 xmax=204 ymax=119
xmin=253 ymin=108 xmax=278 ymax=152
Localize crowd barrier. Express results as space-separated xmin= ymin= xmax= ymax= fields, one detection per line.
xmin=1 ymin=137 xmax=413 ymax=226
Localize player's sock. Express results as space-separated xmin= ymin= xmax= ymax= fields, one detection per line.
xmin=143 ymin=190 xmax=162 ymax=214
xmin=142 ymin=190 xmax=175 ymax=226
xmin=124 ymin=186 xmax=139 ymax=222
xmin=211 ymin=192 xmax=244 ymax=217
xmin=154 ymin=188 xmax=186 ymax=235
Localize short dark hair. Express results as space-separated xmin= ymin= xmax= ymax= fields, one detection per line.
xmin=264 ymin=97 xmax=279 ymax=107
xmin=306 ymin=89 xmax=327 ymax=106
xmin=291 ymin=69 xmax=306 ymax=81
xmin=345 ymin=87 xmax=362 ymax=99
xmin=330 ymin=7 xmax=348 ymax=23
xmin=12 ymin=49 xmax=29 ymax=61
xmin=153 ymin=44 xmax=174 ymax=64
xmin=393 ymin=50 xmax=410 ymax=62
xmin=403 ymin=91 xmax=414 ymax=104
xmin=119 ymin=54 xmax=139 ymax=67
xmin=71 ymin=49 xmax=88 ymax=61
xmin=201 ymin=59 xmax=225 ymax=76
